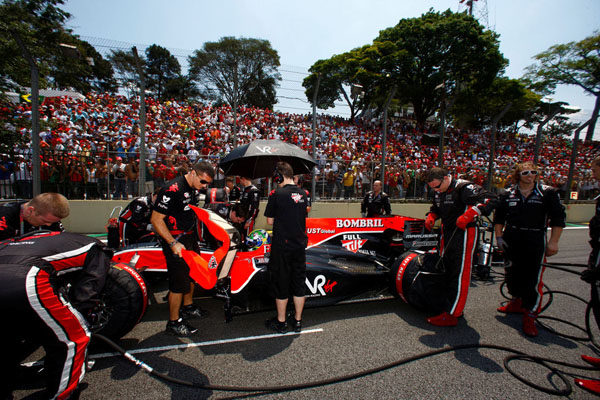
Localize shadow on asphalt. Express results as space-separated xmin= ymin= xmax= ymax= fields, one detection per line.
xmin=91 ymin=331 xmax=214 ymax=400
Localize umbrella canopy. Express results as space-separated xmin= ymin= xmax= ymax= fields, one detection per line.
xmin=219 ymin=139 xmax=316 ymax=179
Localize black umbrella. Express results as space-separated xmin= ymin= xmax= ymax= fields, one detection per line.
xmin=219 ymin=139 xmax=316 ymax=179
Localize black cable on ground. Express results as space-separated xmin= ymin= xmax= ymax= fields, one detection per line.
xmin=91 ymin=335 xmax=597 ymax=397
xmin=89 ymin=262 xmax=599 ymax=398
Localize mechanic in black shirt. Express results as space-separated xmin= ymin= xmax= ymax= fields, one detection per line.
xmin=494 ymin=162 xmax=565 ymax=337
xmin=361 ymin=180 xmax=391 ymax=217
xmin=424 ymin=167 xmax=497 ymax=327
xmin=151 ymin=161 xmax=214 ymax=336
xmin=0 ymin=192 xmax=68 ymax=240
xmin=225 ymin=176 xmax=241 ymax=201
xmin=118 ymin=188 xmax=159 ymax=246
xmin=239 ymin=176 xmax=261 ymax=235
xmin=0 ymin=231 xmax=112 ymax=400
xmin=264 ymin=162 xmax=309 ymax=334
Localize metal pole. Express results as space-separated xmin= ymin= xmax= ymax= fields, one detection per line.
xmin=486 ymin=103 xmax=512 ymax=191
xmin=381 ymin=86 xmax=397 ymax=186
xmin=11 ymin=30 xmax=41 ymax=197
xmin=438 ymin=98 xmax=446 ymax=167
xmin=564 ymin=118 xmax=592 ymax=204
xmin=533 ymin=109 xmax=560 ymax=165
xmin=132 ymin=47 xmax=147 ymax=196
xmin=311 ymin=73 xmax=321 ymax=201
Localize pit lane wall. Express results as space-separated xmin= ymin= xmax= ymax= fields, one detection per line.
xmin=62 ymin=200 xmax=594 ymax=233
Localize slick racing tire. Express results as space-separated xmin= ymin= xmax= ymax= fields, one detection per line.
xmin=94 ymin=263 xmax=148 ymax=340
xmin=391 ymin=251 xmax=446 ymax=312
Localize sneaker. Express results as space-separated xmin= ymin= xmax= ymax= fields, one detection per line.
xmin=287 ymin=314 xmax=302 ymax=333
xmin=265 ymin=317 xmax=288 ymax=334
xmin=497 ymin=298 xmax=525 ymax=314
xmin=522 ymin=312 xmax=538 ymax=337
xmin=180 ymin=304 xmax=209 ymax=320
xmin=427 ymin=312 xmax=458 ymax=327
xmin=166 ymin=318 xmax=198 ymax=336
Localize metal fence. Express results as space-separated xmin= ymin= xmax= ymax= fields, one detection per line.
xmin=1 ymin=149 xmax=595 ymax=202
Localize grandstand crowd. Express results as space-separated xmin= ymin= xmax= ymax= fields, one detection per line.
xmin=1 ymin=91 xmax=599 ymax=201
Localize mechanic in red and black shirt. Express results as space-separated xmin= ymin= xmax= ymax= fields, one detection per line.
xmin=0 ymin=192 xmax=68 ymax=240
xmin=264 ymin=162 xmax=309 ymax=334
xmin=424 ymin=167 xmax=497 ymax=327
xmin=151 ymin=161 xmax=214 ymax=336
xmin=0 ymin=231 xmax=112 ymax=400
xmin=239 ymin=176 xmax=260 ymax=235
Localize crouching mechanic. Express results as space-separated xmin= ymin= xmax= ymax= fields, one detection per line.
xmin=151 ymin=161 xmax=214 ymax=336
xmin=494 ymin=162 xmax=565 ymax=337
xmin=118 ymin=188 xmax=159 ymax=246
xmin=0 ymin=231 xmax=112 ymax=400
xmin=424 ymin=167 xmax=497 ymax=326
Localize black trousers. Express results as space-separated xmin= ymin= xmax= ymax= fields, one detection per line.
xmin=0 ymin=264 xmax=90 ymax=400
xmin=439 ymin=225 xmax=478 ymax=317
xmin=503 ymin=229 xmax=546 ymax=313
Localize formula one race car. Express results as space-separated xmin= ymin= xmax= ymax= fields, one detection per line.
xmin=112 ymin=205 xmax=498 ymax=322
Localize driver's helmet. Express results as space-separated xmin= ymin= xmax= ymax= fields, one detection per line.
xmin=246 ymin=229 xmax=271 ymax=251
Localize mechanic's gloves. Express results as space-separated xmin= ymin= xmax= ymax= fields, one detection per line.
xmin=456 ymin=207 xmax=479 ymax=230
xmin=581 ymin=268 xmax=600 ymax=284
xmin=496 ymin=237 xmax=509 ymax=252
xmin=425 ymin=213 xmax=438 ymax=231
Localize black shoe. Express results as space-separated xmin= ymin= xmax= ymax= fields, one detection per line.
xmin=286 ymin=313 xmax=302 ymax=332
xmin=180 ymin=304 xmax=209 ymax=320
xmin=265 ymin=317 xmax=288 ymax=334
xmin=166 ymin=318 xmax=198 ymax=336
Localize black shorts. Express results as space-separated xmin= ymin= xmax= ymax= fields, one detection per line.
xmin=162 ymin=234 xmax=199 ymax=293
xmin=268 ymin=245 xmax=306 ymax=299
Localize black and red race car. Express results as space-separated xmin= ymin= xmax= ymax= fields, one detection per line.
xmin=111 ymin=205 xmax=497 ymax=325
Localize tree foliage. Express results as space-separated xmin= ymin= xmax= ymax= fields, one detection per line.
xmin=145 ymin=44 xmax=181 ymax=99
xmin=188 ymin=37 xmax=281 ymax=109
xmin=525 ymin=31 xmax=600 ymax=141
xmin=303 ymin=50 xmax=371 ymax=121
xmin=451 ymin=77 xmax=540 ymax=130
xmin=108 ymin=49 xmax=142 ymax=97
xmin=304 ymin=9 xmax=506 ymax=127
xmin=0 ymin=0 xmax=115 ymax=94
xmin=374 ymin=9 xmax=506 ymax=127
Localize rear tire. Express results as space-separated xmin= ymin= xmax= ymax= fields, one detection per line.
xmin=95 ymin=263 xmax=148 ymax=340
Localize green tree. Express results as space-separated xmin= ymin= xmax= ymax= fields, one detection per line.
xmin=48 ymin=34 xmax=117 ymax=93
xmin=163 ymin=73 xmax=200 ymax=101
xmin=303 ymin=50 xmax=368 ymax=121
xmin=0 ymin=0 xmax=115 ymax=95
xmin=0 ymin=0 xmax=71 ymax=92
xmin=525 ymin=32 xmax=600 ymax=142
xmin=108 ymin=49 xmax=142 ymax=97
xmin=145 ymin=44 xmax=181 ymax=99
xmin=188 ymin=37 xmax=281 ymax=110
xmin=452 ymin=77 xmax=540 ymax=130
xmin=366 ymin=9 xmax=506 ymax=127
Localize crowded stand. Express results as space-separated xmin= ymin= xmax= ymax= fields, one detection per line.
xmin=2 ymin=91 xmax=599 ymax=201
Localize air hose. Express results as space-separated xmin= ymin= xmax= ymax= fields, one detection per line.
xmin=90 ymin=262 xmax=600 ymax=398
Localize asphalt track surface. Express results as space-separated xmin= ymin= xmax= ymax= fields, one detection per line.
xmin=15 ymin=228 xmax=600 ymax=399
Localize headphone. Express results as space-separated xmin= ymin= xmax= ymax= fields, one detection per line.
xmin=272 ymin=167 xmax=284 ymax=184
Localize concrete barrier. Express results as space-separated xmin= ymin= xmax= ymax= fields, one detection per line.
xmin=61 ymin=200 xmax=594 ymax=233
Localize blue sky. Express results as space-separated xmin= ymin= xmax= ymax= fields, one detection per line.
xmin=63 ymin=0 xmax=600 ymax=135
